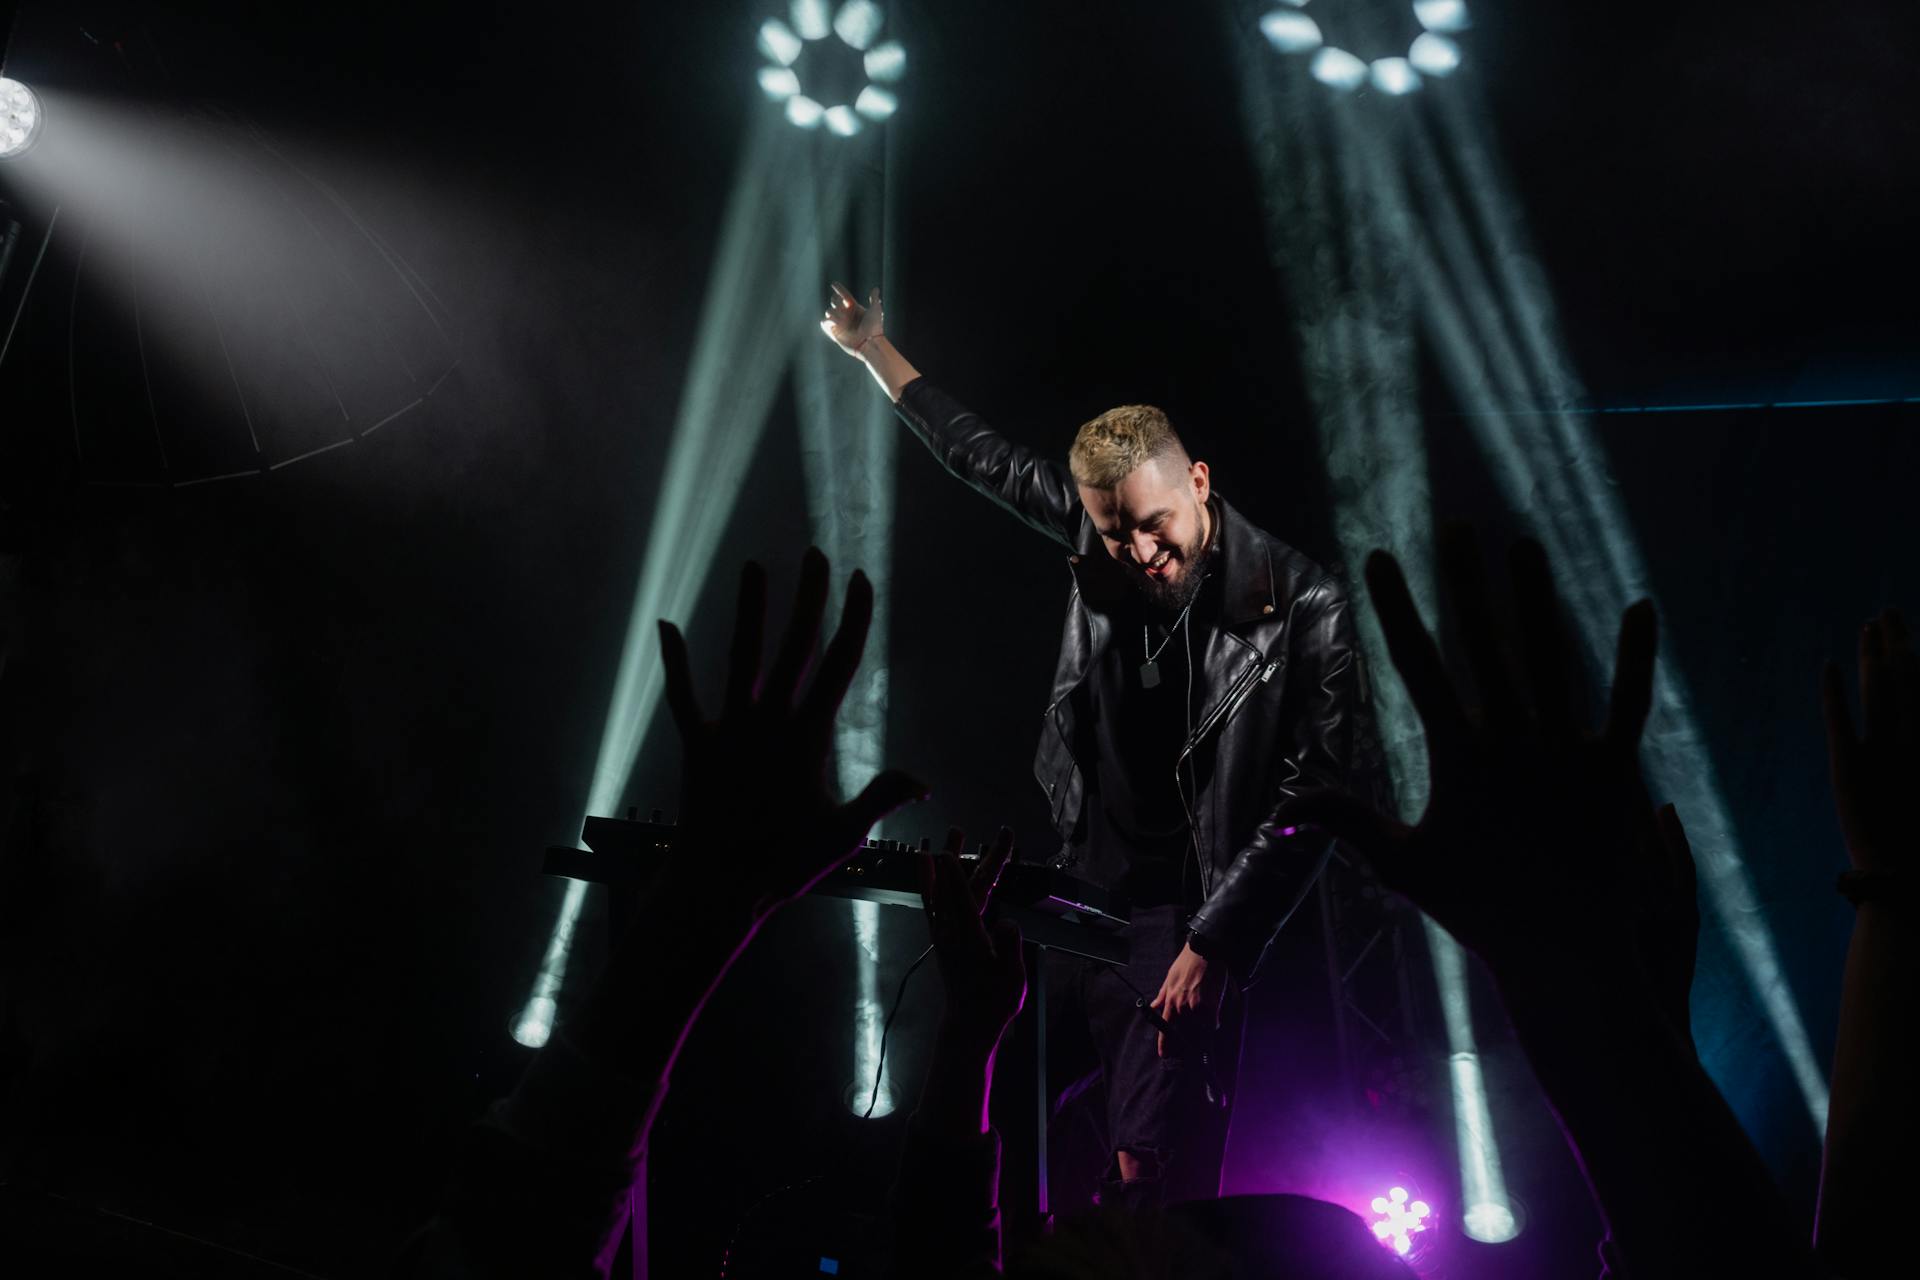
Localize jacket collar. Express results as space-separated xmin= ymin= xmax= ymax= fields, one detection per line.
xmin=1204 ymin=493 xmax=1279 ymax=628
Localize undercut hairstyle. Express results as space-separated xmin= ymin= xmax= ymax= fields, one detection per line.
xmin=1068 ymin=404 xmax=1190 ymax=489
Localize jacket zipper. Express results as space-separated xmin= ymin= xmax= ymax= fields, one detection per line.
xmin=1174 ymin=653 xmax=1272 ymax=900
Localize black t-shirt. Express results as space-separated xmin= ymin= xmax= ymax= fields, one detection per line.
xmin=1085 ymin=569 xmax=1221 ymax=909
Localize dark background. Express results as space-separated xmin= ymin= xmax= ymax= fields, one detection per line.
xmin=0 ymin=1 xmax=1915 ymax=1275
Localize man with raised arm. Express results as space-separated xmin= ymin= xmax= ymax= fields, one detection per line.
xmin=822 ymin=283 xmax=1359 ymax=1209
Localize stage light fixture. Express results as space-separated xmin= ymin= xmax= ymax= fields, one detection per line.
xmin=1262 ymin=1 xmax=1470 ymax=95
xmin=757 ymin=3 xmax=905 ymax=135
xmin=1369 ymin=1186 xmax=1433 ymax=1256
xmin=0 ymin=77 xmax=44 ymax=159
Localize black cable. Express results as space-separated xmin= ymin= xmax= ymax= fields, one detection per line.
xmin=863 ymin=941 xmax=935 ymax=1119
xmin=719 ymin=939 xmax=937 ymax=1272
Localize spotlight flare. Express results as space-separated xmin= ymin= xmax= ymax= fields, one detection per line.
xmin=1464 ymin=1200 xmax=1518 ymax=1244
xmin=0 ymin=77 xmax=44 ymax=159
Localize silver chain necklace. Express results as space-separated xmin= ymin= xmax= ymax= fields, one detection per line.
xmin=1139 ymin=598 xmax=1196 ymax=689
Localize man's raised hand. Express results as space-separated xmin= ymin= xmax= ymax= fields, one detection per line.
xmin=658 ymin=548 xmax=927 ymax=929
xmin=821 ymin=281 xmax=884 ymax=356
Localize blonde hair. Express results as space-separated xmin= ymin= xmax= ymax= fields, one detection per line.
xmin=1069 ymin=404 xmax=1189 ymax=489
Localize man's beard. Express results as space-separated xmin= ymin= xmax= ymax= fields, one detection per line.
xmin=1136 ymin=532 xmax=1214 ymax=613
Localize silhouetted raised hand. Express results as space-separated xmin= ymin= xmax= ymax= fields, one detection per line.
xmin=1638 ymin=803 xmax=1701 ymax=1048
xmin=403 ymin=552 xmax=931 ymax=1278
xmin=1815 ymin=607 xmax=1919 ymax=1277
xmin=658 ymin=548 xmax=928 ymax=927
xmin=1822 ymin=608 xmax=1919 ymax=875
xmin=1289 ymin=527 xmax=1809 ymax=1279
xmin=1289 ymin=527 xmax=1671 ymax=983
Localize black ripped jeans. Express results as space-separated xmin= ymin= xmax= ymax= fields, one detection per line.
xmin=1043 ymin=904 xmax=1245 ymax=1210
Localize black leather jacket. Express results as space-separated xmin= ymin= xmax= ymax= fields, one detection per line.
xmin=895 ymin=379 xmax=1360 ymax=982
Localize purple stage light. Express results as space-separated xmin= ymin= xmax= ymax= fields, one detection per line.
xmin=1369 ymin=1185 xmax=1433 ymax=1256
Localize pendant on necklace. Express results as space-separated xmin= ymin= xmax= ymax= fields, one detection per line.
xmin=1139 ymin=660 xmax=1161 ymax=689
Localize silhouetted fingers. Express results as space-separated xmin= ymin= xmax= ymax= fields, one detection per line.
xmin=1860 ymin=617 xmax=1889 ymax=748
xmin=658 ymin=620 xmax=702 ymax=742
xmin=1885 ymin=609 xmax=1919 ymax=747
xmin=1603 ymin=600 xmax=1659 ymax=754
xmin=917 ymin=843 xmax=935 ymax=918
xmin=968 ymin=826 xmax=1015 ymax=913
xmin=725 ymin=562 xmax=768 ymax=719
xmin=799 ymin=570 xmax=873 ymax=733
xmin=930 ymin=828 xmax=973 ymax=927
xmin=922 ymin=835 xmax=964 ymax=946
xmin=1439 ymin=524 xmax=1521 ymax=730
xmin=1655 ymin=802 xmax=1698 ymax=905
xmin=1364 ymin=550 xmax=1468 ymax=739
xmin=764 ymin=548 xmax=830 ymax=708
xmin=988 ymin=918 xmax=1026 ymax=991
xmin=1821 ymin=659 xmax=1859 ymax=803
xmin=841 ymin=768 xmax=928 ymax=851
xmin=1509 ymin=539 xmax=1578 ymax=738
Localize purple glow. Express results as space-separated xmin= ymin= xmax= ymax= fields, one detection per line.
xmin=1369 ymin=1185 xmax=1433 ymax=1257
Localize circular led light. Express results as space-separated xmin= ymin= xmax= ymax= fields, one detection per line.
xmin=759 ymin=2 xmax=904 ymax=136
xmin=1260 ymin=1 xmax=1470 ymax=96
xmin=0 ymin=77 xmax=45 ymax=160
xmin=1369 ymin=1183 xmax=1439 ymax=1257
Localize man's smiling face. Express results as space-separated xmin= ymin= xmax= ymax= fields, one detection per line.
xmin=1079 ymin=455 xmax=1214 ymax=611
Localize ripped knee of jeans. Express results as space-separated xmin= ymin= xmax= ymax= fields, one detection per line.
xmin=1110 ymin=1145 xmax=1171 ymax=1182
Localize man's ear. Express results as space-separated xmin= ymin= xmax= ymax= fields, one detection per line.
xmin=1190 ymin=460 xmax=1211 ymax=503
